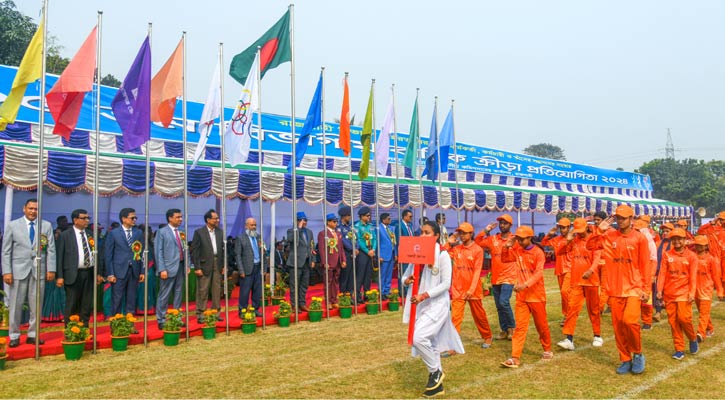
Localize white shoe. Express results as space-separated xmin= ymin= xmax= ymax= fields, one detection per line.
xmin=557 ymin=338 xmax=575 ymax=350
xmin=592 ymin=336 xmax=604 ymax=347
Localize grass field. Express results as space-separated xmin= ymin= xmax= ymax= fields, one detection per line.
xmin=3 ymin=269 xmax=725 ymax=399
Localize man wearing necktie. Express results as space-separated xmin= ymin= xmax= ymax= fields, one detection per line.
xmin=191 ymin=209 xmax=225 ymax=323
xmin=104 ymin=207 xmax=145 ymax=319
xmin=286 ymin=212 xmax=316 ymax=312
xmin=155 ymin=209 xmax=187 ymax=330
xmin=235 ymin=217 xmax=264 ymax=317
xmin=397 ymin=209 xmax=415 ymax=295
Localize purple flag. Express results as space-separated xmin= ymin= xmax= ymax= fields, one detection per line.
xmin=111 ymin=36 xmax=151 ymax=151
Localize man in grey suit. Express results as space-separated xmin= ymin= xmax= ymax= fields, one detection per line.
xmin=235 ymin=217 xmax=264 ymax=317
xmin=1 ymin=199 xmax=56 ymax=347
xmin=191 ymin=209 xmax=225 ymax=323
xmin=155 ymin=208 xmax=187 ymax=330
xmin=286 ymin=212 xmax=316 ymax=312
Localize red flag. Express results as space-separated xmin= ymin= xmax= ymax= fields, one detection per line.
xmin=339 ymin=75 xmax=351 ymax=156
xmin=46 ymin=26 xmax=97 ymax=139
xmin=151 ymin=38 xmax=183 ymax=128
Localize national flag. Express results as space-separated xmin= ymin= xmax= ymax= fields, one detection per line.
xmin=339 ymin=75 xmax=351 ymax=156
xmin=0 ymin=20 xmax=44 ymax=131
xmin=402 ymin=94 xmax=419 ymax=173
xmin=289 ymin=72 xmax=322 ymax=171
xmin=358 ymin=85 xmax=374 ymax=180
xmin=111 ymin=36 xmax=151 ymax=151
xmin=46 ymin=26 xmax=97 ymax=139
xmin=191 ymin=62 xmax=221 ymax=170
xmin=150 ymin=38 xmax=183 ymax=128
xmin=224 ymin=52 xmax=259 ymax=166
xmin=375 ymin=99 xmax=394 ymax=175
xmin=438 ymin=107 xmax=454 ymax=173
xmin=421 ymin=101 xmax=438 ymax=181
xmin=229 ymin=10 xmax=291 ymax=85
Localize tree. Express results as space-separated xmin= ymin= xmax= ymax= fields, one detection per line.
xmin=0 ymin=0 xmax=36 ymax=66
xmin=523 ymin=143 xmax=566 ymax=160
xmin=100 ymin=74 xmax=121 ymax=88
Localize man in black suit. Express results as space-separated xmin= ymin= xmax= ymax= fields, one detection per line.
xmin=104 ymin=208 xmax=145 ymax=317
xmin=56 ymin=209 xmax=102 ymax=326
xmin=235 ymin=217 xmax=264 ymax=317
xmin=191 ymin=209 xmax=225 ymax=323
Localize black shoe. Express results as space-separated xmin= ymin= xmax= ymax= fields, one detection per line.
xmin=216 ymin=315 xmax=224 ymax=322
xmin=26 ymin=337 xmax=44 ymax=345
xmin=255 ymin=311 xmax=263 ymax=317
xmin=423 ymin=383 xmax=445 ymax=398
xmin=426 ymin=369 xmax=445 ymax=390
xmin=8 ymin=339 xmax=20 ymax=348
xmin=158 ymin=323 xmax=164 ymax=330
xmin=132 ymin=329 xmax=140 ymax=334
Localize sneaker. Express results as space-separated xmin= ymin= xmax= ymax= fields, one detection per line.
xmin=557 ymin=338 xmax=575 ymax=351
xmin=497 ymin=330 xmax=508 ymax=340
xmin=642 ymin=324 xmax=652 ymax=331
xmin=426 ymin=369 xmax=445 ymax=390
xmin=672 ymin=351 xmax=685 ymax=360
xmin=706 ymin=330 xmax=715 ymax=338
xmin=506 ymin=328 xmax=514 ymax=340
xmin=616 ymin=361 xmax=632 ymax=374
xmin=689 ymin=340 xmax=699 ymax=354
xmin=652 ymin=311 xmax=661 ymax=322
xmin=423 ymin=383 xmax=445 ymax=398
xmin=592 ymin=336 xmax=604 ymax=347
xmin=631 ymin=353 xmax=646 ymax=374
xmin=697 ymin=333 xmax=704 ymax=343
xmin=481 ymin=341 xmax=492 ymax=349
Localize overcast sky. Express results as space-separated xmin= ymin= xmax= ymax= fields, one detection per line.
xmin=17 ymin=0 xmax=725 ymax=171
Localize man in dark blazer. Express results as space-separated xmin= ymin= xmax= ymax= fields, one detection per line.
xmin=191 ymin=209 xmax=225 ymax=323
xmin=104 ymin=207 xmax=145 ymax=318
xmin=286 ymin=212 xmax=316 ymax=312
xmin=235 ymin=217 xmax=264 ymax=317
xmin=56 ymin=209 xmax=102 ymax=326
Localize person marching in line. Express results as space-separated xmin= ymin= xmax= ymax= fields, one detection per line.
xmin=402 ymin=221 xmax=464 ymax=398
xmin=692 ymin=235 xmax=723 ymax=342
xmin=591 ymin=211 xmax=610 ymax=313
xmin=541 ymin=218 xmax=572 ymax=326
xmin=653 ymin=222 xmax=674 ymax=322
xmin=634 ymin=218 xmax=658 ymax=330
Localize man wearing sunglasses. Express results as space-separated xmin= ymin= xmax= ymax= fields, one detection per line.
xmin=104 ymin=207 xmax=145 ymax=320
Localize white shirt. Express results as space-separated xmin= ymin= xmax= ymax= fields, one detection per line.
xmin=74 ymin=226 xmax=93 ymax=268
xmin=208 ymin=228 xmax=218 ymax=255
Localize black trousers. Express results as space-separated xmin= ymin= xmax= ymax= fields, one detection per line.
xmin=339 ymin=250 xmax=355 ymax=295
xmin=64 ymin=268 xmax=94 ymax=325
xmin=355 ymin=252 xmax=373 ymax=304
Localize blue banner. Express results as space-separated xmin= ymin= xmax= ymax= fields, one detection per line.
xmin=0 ymin=65 xmax=652 ymax=191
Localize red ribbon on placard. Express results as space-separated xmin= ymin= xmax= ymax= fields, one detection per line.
xmin=407 ymin=264 xmax=422 ymax=346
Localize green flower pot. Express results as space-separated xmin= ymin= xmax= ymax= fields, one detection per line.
xmin=202 ymin=326 xmax=216 ymax=340
xmin=163 ymin=331 xmax=181 ymax=346
xmin=271 ymin=297 xmax=283 ymax=306
xmin=308 ymin=310 xmax=323 ymax=322
xmin=242 ymin=322 xmax=256 ymax=334
xmin=111 ymin=336 xmax=129 ymax=352
xmin=277 ymin=316 xmax=290 ymax=327
xmin=366 ymin=303 xmax=380 ymax=315
xmin=339 ymin=306 xmax=352 ymax=319
xmin=61 ymin=341 xmax=85 ymax=360
xmin=0 ymin=328 xmax=8 ymax=337
xmin=388 ymin=302 xmax=400 ymax=311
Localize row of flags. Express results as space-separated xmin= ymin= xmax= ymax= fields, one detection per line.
xmin=0 ymin=9 xmax=455 ymax=182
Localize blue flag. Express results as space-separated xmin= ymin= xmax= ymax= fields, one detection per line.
xmin=289 ymin=72 xmax=323 ymax=172
xmin=111 ymin=36 xmax=151 ymax=152
xmin=422 ymin=101 xmax=438 ymax=181
xmin=438 ymin=107 xmax=454 ymax=174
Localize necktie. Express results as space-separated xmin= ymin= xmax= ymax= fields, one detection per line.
xmin=126 ymin=229 xmax=133 ymax=247
xmin=174 ymin=228 xmax=184 ymax=260
xmin=301 ymin=229 xmax=308 ymax=244
xmin=29 ymin=221 xmax=35 ymax=244
xmin=80 ymin=231 xmax=91 ymax=268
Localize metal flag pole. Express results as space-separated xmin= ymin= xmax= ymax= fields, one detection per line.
xmin=320 ymin=67 xmax=330 ymax=320
xmin=391 ymin=84 xmax=402 ymax=299
xmin=415 ymin=89 xmax=424 ymax=232
xmin=255 ymin=46 xmax=266 ymax=329
xmin=370 ymin=79 xmax=383 ymax=311
xmin=33 ymin=0 xmax=49 ymax=361
xmin=451 ymin=100 xmax=461 ymax=226
xmin=289 ymin=3 xmax=299 ymax=323
xmin=142 ymin=21 xmax=152 ymax=347
xmin=433 ymin=96 xmax=442 ymax=235
xmin=218 ymin=42 xmax=230 ymax=335
xmin=91 ymin=10 xmax=103 ymax=354
xmin=181 ymin=31 xmax=190 ymax=341
xmin=343 ymin=73 xmax=358 ymax=315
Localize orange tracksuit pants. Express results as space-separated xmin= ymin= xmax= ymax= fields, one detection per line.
xmin=558 ymin=273 xmax=571 ymax=316
xmin=609 ymin=297 xmax=642 ymax=362
xmin=511 ymin=300 xmax=551 ymax=358
xmin=695 ymin=298 xmax=714 ymax=338
xmin=562 ymin=285 xmax=600 ymax=336
xmin=665 ymin=301 xmax=696 ymax=352
xmin=451 ymin=298 xmax=493 ymax=340
xmin=641 ymin=303 xmax=653 ymax=325
xmin=599 ymin=268 xmax=609 ymax=312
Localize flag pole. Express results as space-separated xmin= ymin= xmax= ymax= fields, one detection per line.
xmin=451 ymin=100 xmax=461 ymax=225
xmin=415 ymin=89 xmax=424 ymax=232
xmin=181 ymin=31 xmax=190 ymax=342
xmin=320 ymin=67 xmax=330 ymax=320
xmin=33 ymin=0 xmax=49 ymax=361
xmin=255 ymin=46 xmax=266 ymax=330
xmin=218 ymin=42 xmax=230 ymax=336
xmin=142 ymin=21 xmax=152 ymax=347
xmin=391 ymin=84 xmax=402 ymax=297
xmin=370 ymin=79 xmax=382 ymax=311
xmin=91 ymin=10 xmax=102 ymax=355
xmin=433 ymin=96 xmax=442 ymax=237
xmin=289 ymin=3 xmax=299 ymax=323
xmin=344 ymin=73 xmax=358 ymax=315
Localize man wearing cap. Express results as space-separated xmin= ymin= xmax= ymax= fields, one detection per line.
xmin=338 ymin=206 xmax=356 ymax=296
xmin=446 ymin=222 xmax=493 ymax=349
xmin=317 ymin=213 xmax=346 ymax=309
xmin=633 ymin=218 xmax=658 ymax=330
xmin=693 ymin=235 xmax=723 ymax=342
xmin=696 ymin=212 xmax=725 ymax=271
xmin=499 ymin=226 xmax=552 ymax=367
xmin=542 ymin=218 xmax=573 ymax=324
xmin=354 ymin=207 xmax=377 ymax=304
xmin=286 ymin=212 xmax=316 ymax=312
xmin=378 ymin=213 xmax=397 ymax=298
xmin=592 ymin=211 xmax=610 ymax=312
xmin=588 ymin=205 xmax=650 ymax=374
xmin=476 ymin=214 xmax=517 ymax=340
xmin=675 ymin=220 xmax=695 ymax=241
xmin=656 ymin=228 xmax=699 ymax=360
xmin=653 ymin=222 xmax=674 ymax=322
xmin=398 ymin=209 xmax=415 ymax=295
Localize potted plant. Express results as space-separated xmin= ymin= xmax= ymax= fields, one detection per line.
xmin=308 ymin=296 xmax=324 ymax=322
xmin=109 ymin=313 xmax=136 ymax=351
xmin=274 ymin=301 xmax=292 ymax=327
xmin=365 ymin=289 xmax=380 ymax=315
xmin=201 ymin=309 xmax=218 ymax=340
xmin=337 ymin=292 xmax=353 ymax=319
xmin=62 ymin=315 xmax=91 ymax=360
xmin=264 ymin=284 xmax=273 ymax=306
xmin=240 ymin=307 xmax=257 ymax=334
xmin=272 ymin=281 xmax=286 ymax=305
xmin=0 ymin=291 xmax=8 ymax=337
xmin=163 ymin=308 xmax=184 ymax=346
xmin=387 ymin=289 xmax=400 ymax=311
xmin=0 ymin=337 xmax=7 ymax=370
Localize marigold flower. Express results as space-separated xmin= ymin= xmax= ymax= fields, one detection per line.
xmin=0 ymin=337 xmax=6 ymax=344
xmin=115 ymin=313 xmax=123 ymax=319
xmin=69 ymin=315 xmax=80 ymax=322
xmin=126 ymin=313 xmax=133 ymax=319
xmin=71 ymin=326 xmax=81 ymax=334
xmin=78 ymin=322 xmax=84 ymax=327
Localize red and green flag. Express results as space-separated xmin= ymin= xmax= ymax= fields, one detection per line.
xmin=229 ymin=10 xmax=291 ymax=84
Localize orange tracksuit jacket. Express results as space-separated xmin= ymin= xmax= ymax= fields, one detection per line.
xmin=587 ymin=229 xmax=651 ymax=298
xmin=475 ymin=232 xmax=517 ymax=285
xmin=656 ymin=248 xmax=698 ymax=302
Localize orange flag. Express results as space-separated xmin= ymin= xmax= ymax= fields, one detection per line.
xmin=150 ymin=38 xmax=183 ymax=128
xmin=339 ymin=75 xmax=351 ymax=156
xmin=46 ymin=26 xmax=97 ymax=139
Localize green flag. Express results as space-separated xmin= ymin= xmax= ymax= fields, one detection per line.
xmin=229 ymin=10 xmax=291 ymax=85
xmin=403 ymin=95 xmax=419 ymax=172
xmin=358 ymin=85 xmax=374 ymax=180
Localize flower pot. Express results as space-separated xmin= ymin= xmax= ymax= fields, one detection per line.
xmin=366 ymin=303 xmax=380 ymax=315
xmin=61 ymin=341 xmax=86 ymax=360
xmin=202 ymin=326 xmax=216 ymax=340
xmin=111 ymin=336 xmax=129 ymax=352
xmin=339 ymin=306 xmax=353 ymax=319
xmin=163 ymin=330 xmax=182 ymax=346
xmin=308 ymin=310 xmax=323 ymax=322
xmin=388 ymin=301 xmax=400 ymax=311
xmin=0 ymin=328 xmax=8 ymax=337
xmin=242 ymin=322 xmax=256 ymax=334
xmin=277 ymin=316 xmax=290 ymax=327
xmin=271 ymin=297 xmax=283 ymax=306
xmin=0 ymin=355 xmax=7 ymax=370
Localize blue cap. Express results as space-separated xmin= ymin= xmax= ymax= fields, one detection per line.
xmin=326 ymin=213 xmax=338 ymax=221
xmin=338 ymin=206 xmax=351 ymax=217
xmin=358 ymin=206 xmax=371 ymax=216
xmin=296 ymin=211 xmax=308 ymax=220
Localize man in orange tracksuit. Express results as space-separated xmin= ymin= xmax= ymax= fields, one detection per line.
xmin=542 ymin=218 xmax=572 ymax=325
xmin=656 ymin=228 xmax=699 ymax=360
xmin=592 ymin=211 xmax=610 ymax=312
xmin=557 ymin=218 xmax=603 ymax=350
xmin=675 ymin=220 xmax=695 ymax=242
xmin=476 ymin=214 xmax=517 ymax=340
xmin=587 ymin=205 xmax=650 ymax=375
xmin=696 ymin=212 xmax=725 ymax=281
xmin=634 ymin=218 xmax=658 ymax=330
xmin=499 ymin=226 xmax=552 ymax=368
xmin=446 ymin=222 xmax=493 ymax=349
xmin=693 ymin=235 xmax=723 ymax=341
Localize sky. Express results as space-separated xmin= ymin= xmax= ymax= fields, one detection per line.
xmin=16 ymin=0 xmax=725 ymax=172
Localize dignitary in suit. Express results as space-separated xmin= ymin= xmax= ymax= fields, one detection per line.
xmin=355 ymin=207 xmax=377 ymax=304
xmin=317 ymin=213 xmax=346 ymax=309
xmin=155 ymin=209 xmax=187 ymax=330
xmin=104 ymin=208 xmax=145 ymax=317
xmin=1 ymin=199 xmax=56 ymax=347
xmin=398 ymin=209 xmax=414 ymax=294
xmin=235 ymin=217 xmax=264 ymax=317
xmin=191 ymin=210 xmax=225 ymax=323
xmin=338 ymin=206 xmax=356 ymax=296
xmin=286 ymin=212 xmax=316 ymax=312
xmin=56 ymin=209 xmax=103 ymax=326
xmin=378 ymin=213 xmax=397 ymax=298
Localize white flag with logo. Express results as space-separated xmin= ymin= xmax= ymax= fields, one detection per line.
xmin=191 ymin=62 xmax=221 ymax=170
xmin=224 ymin=52 xmax=259 ymax=166
xmin=375 ymin=99 xmax=394 ymax=175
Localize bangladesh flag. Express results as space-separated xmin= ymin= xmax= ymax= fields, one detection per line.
xmin=229 ymin=10 xmax=291 ymax=84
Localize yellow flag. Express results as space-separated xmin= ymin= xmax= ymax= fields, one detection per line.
xmin=0 ymin=21 xmax=44 ymax=131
